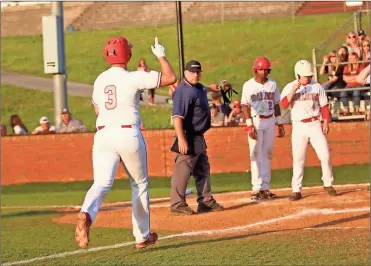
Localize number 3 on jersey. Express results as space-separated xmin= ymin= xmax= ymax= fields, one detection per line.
xmin=104 ymin=85 xmax=117 ymax=110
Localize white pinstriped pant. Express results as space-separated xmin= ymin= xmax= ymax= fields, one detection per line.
xmin=80 ymin=126 xmax=150 ymax=243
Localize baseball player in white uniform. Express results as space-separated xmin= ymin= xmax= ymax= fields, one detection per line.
xmin=241 ymin=56 xmax=285 ymax=200
xmin=280 ymin=60 xmax=337 ymax=201
xmin=75 ymin=36 xmax=177 ymax=249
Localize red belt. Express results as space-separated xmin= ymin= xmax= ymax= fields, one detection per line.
xmin=97 ymin=125 xmax=133 ymax=130
xmin=256 ymin=114 xmax=273 ymax=119
xmin=300 ymin=116 xmax=320 ymax=123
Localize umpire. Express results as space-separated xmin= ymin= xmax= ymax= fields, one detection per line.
xmin=170 ymin=60 xmax=224 ymax=215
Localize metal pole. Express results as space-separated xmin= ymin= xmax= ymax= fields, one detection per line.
xmin=51 ymin=2 xmax=68 ymax=129
xmin=353 ymin=11 xmax=358 ymax=33
xmin=221 ymin=2 xmax=224 ymax=24
xmin=176 ymin=1 xmax=185 ymax=80
xmin=358 ymin=11 xmax=362 ymax=32
xmin=312 ymin=48 xmax=318 ymax=82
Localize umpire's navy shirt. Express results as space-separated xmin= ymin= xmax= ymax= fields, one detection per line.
xmin=172 ymin=80 xmax=211 ymax=135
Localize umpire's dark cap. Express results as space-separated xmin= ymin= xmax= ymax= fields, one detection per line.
xmin=185 ymin=60 xmax=202 ymax=72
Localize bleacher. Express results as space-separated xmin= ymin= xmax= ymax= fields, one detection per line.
xmin=0 ymin=2 xmax=92 ymax=36
xmin=1 ymin=1 xmax=304 ymax=36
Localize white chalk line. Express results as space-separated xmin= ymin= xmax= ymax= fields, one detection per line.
xmin=303 ymin=226 xmax=369 ymax=231
xmin=2 ymin=183 xmax=369 ymax=210
xmin=3 ymin=206 xmax=369 ymax=266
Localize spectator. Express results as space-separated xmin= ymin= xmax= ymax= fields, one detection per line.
xmin=356 ymin=64 xmax=371 ymax=120
xmin=167 ymin=79 xmax=180 ymax=104
xmin=0 ymin=123 xmax=7 ymax=136
xmin=10 ymin=114 xmax=28 ymax=135
xmin=357 ymin=29 xmax=366 ymax=44
xmin=210 ymin=91 xmax=232 ymax=117
xmin=338 ymin=45 xmax=349 ymax=62
xmin=210 ymin=104 xmax=224 ymax=127
xmin=361 ymin=39 xmax=370 ymax=64
xmin=137 ymin=58 xmax=155 ymax=105
xmin=344 ymin=31 xmax=361 ymax=57
xmin=341 ymin=52 xmax=366 ymax=115
xmin=32 ymin=116 xmax=56 ymax=135
xmin=226 ymin=100 xmax=245 ymax=126
xmin=57 ymin=108 xmax=89 ymax=133
xmin=320 ymin=49 xmax=347 ymax=97
xmin=356 ymin=63 xmax=370 ymax=85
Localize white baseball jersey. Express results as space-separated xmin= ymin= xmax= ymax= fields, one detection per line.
xmin=281 ymin=80 xmax=328 ymax=122
xmin=241 ymin=78 xmax=280 ymax=117
xmin=92 ymin=67 xmax=161 ymax=128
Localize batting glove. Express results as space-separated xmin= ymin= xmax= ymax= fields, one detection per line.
xmin=151 ymin=36 xmax=166 ymax=58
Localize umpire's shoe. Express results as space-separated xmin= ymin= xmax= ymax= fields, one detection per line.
xmin=197 ymin=199 xmax=224 ymax=213
xmin=289 ymin=192 xmax=302 ymax=201
xmin=75 ymin=212 xmax=92 ymax=249
xmin=324 ymin=186 xmax=337 ymax=196
xmin=171 ymin=203 xmax=195 ymax=216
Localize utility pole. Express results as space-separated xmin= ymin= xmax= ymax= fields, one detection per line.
xmin=176 ymin=1 xmax=185 ymax=80
xmin=42 ymin=2 xmax=68 ymax=128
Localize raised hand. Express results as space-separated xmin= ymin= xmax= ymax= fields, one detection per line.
xmin=151 ymin=36 xmax=166 ymax=58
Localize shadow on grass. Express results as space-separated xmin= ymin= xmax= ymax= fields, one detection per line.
xmin=2 ymin=210 xmax=62 ymax=218
xmin=151 ymin=212 xmax=370 ymax=252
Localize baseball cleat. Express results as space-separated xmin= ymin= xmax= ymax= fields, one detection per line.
xmin=197 ymin=199 xmax=224 ymax=213
xmin=75 ymin=212 xmax=91 ymax=249
xmin=261 ymin=190 xmax=277 ymax=199
xmin=250 ymin=191 xmax=262 ymax=200
xmin=136 ymin=232 xmax=158 ymax=249
xmin=289 ymin=192 xmax=302 ymax=201
xmin=324 ymin=186 xmax=337 ymax=196
xmin=170 ymin=205 xmax=195 ymax=216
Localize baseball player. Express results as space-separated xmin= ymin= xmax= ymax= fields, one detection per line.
xmin=74 ymin=36 xmax=177 ymax=249
xmin=280 ymin=60 xmax=337 ymax=201
xmin=241 ymin=56 xmax=285 ymax=200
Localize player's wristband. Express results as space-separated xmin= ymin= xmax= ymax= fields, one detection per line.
xmin=245 ymin=118 xmax=253 ymax=127
xmin=275 ymin=116 xmax=282 ymax=125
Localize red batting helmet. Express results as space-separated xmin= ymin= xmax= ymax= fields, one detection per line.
xmin=253 ymin=56 xmax=271 ymax=70
xmin=104 ymin=36 xmax=132 ymax=65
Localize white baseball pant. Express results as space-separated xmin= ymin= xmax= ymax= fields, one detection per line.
xmin=80 ymin=126 xmax=150 ymax=244
xmin=291 ymin=120 xmax=334 ymax=192
xmin=248 ymin=116 xmax=276 ymax=191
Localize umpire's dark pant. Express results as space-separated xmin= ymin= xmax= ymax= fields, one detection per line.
xmin=170 ymin=151 xmax=213 ymax=210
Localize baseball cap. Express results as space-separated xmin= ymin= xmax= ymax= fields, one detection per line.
xmin=61 ymin=108 xmax=70 ymax=114
xmin=358 ymin=29 xmax=366 ymax=36
xmin=185 ymin=60 xmax=202 ymax=72
xmin=39 ymin=116 xmax=49 ymax=124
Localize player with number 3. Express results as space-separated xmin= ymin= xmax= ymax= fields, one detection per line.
xmin=74 ymin=36 xmax=176 ymax=249
xmin=241 ymin=56 xmax=285 ymax=200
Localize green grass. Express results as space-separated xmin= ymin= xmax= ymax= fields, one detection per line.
xmin=0 ymin=13 xmax=362 ymax=130
xmin=2 ymin=210 xmax=369 ymax=265
xmin=2 ymin=164 xmax=369 ymax=206
xmin=1 ymin=13 xmax=354 ymax=92
xmin=1 ymin=84 xmax=173 ymax=131
xmin=2 ymin=164 xmax=369 ymax=264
